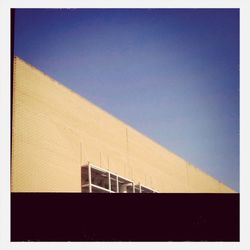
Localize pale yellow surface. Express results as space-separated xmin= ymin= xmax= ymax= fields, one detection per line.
xmin=11 ymin=57 xmax=235 ymax=193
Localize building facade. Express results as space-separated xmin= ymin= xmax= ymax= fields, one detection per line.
xmin=11 ymin=56 xmax=235 ymax=193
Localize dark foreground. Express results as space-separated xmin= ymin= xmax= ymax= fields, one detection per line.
xmin=11 ymin=193 xmax=239 ymax=241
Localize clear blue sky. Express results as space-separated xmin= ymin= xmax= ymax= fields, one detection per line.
xmin=14 ymin=9 xmax=239 ymax=191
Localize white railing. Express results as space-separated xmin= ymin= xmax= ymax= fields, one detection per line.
xmin=81 ymin=163 xmax=158 ymax=193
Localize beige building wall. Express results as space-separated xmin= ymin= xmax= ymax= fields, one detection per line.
xmin=11 ymin=56 xmax=235 ymax=193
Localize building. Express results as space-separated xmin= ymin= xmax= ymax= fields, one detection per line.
xmin=11 ymin=56 xmax=235 ymax=193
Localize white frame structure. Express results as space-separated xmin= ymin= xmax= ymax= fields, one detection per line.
xmin=81 ymin=163 xmax=157 ymax=193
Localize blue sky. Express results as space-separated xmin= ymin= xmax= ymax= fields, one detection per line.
xmin=14 ymin=9 xmax=239 ymax=191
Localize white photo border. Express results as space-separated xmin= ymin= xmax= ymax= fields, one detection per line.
xmin=0 ymin=0 xmax=249 ymax=249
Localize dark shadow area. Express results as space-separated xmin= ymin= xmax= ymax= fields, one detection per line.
xmin=11 ymin=193 xmax=239 ymax=241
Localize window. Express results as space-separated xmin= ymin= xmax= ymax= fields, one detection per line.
xmin=81 ymin=163 xmax=157 ymax=193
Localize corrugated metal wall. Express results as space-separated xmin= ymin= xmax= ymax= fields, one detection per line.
xmin=11 ymin=57 xmax=235 ymax=193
